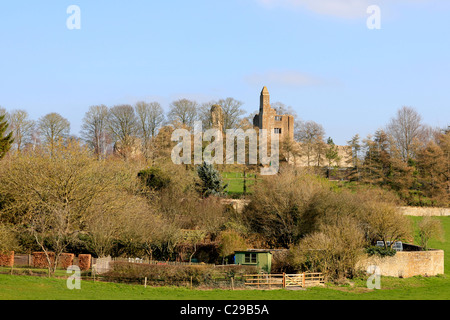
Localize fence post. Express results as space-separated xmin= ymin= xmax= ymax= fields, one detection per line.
xmin=282 ymin=273 xmax=286 ymax=288
xmin=302 ymin=272 xmax=306 ymax=288
xmin=144 ymin=277 xmax=147 ymax=288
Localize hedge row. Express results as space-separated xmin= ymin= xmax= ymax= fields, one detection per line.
xmin=0 ymin=251 xmax=14 ymax=267
xmin=78 ymin=254 xmax=91 ymax=271
xmin=103 ymin=262 xmax=257 ymax=286
xmin=32 ymin=252 xmax=91 ymax=270
xmin=32 ymin=252 xmax=55 ymax=268
xmin=59 ymin=253 xmax=74 ymax=269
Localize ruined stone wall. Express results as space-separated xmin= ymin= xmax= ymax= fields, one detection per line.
xmin=287 ymin=143 xmax=353 ymax=168
xmin=210 ymin=104 xmax=224 ymax=132
xmin=398 ymin=206 xmax=450 ymax=216
xmin=357 ymin=249 xmax=444 ymax=278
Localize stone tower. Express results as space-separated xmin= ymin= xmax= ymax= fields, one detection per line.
xmin=210 ymin=104 xmax=224 ymax=132
xmin=253 ymin=86 xmax=294 ymax=141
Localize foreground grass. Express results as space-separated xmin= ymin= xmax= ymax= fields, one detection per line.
xmin=0 ymin=217 xmax=449 ymax=300
xmin=0 ymin=273 xmax=449 ymax=300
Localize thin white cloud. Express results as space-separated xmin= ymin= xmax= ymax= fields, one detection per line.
xmin=255 ymin=0 xmax=432 ymax=19
xmin=257 ymin=0 xmax=371 ymax=19
xmin=245 ymin=70 xmax=332 ymax=88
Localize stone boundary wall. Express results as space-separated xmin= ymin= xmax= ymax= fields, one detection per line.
xmin=221 ymin=199 xmax=250 ymax=213
xmin=398 ymin=206 xmax=450 ymax=216
xmin=221 ymin=201 xmax=449 ymax=216
xmin=357 ymin=249 xmax=444 ymax=278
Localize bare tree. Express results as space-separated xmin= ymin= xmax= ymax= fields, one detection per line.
xmin=38 ymin=112 xmax=70 ymax=154
xmin=290 ymin=216 xmax=367 ymax=281
xmin=108 ymin=105 xmax=138 ymax=141
xmin=7 ymin=110 xmax=35 ymax=152
xmin=108 ymin=105 xmax=139 ymax=159
xmin=297 ymin=121 xmax=325 ymax=166
xmin=135 ymin=101 xmax=165 ymax=160
xmin=81 ymin=105 xmax=110 ymax=159
xmin=0 ymin=223 xmax=18 ymax=255
xmin=387 ymin=106 xmax=424 ymax=162
xmin=361 ymin=202 xmax=413 ymax=248
xmin=418 ymin=216 xmax=444 ymax=251
xmin=135 ymin=101 xmax=165 ymax=139
xmin=0 ymin=140 xmax=125 ymax=275
xmin=84 ymin=188 xmax=151 ymax=258
xmin=216 ymin=98 xmax=246 ymax=131
xmin=198 ymin=101 xmax=215 ymax=129
xmin=167 ymin=99 xmax=198 ymax=128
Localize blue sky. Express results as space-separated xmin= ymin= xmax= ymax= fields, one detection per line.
xmin=0 ymin=0 xmax=449 ymax=145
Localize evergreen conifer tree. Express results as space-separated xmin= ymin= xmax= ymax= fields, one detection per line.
xmin=196 ymin=161 xmax=227 ymax=197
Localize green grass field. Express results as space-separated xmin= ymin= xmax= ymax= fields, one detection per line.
xmin=0 ymin=216 xmax=449 ymax=300
xmin=222 ymin=172 xmax=258 ymax=196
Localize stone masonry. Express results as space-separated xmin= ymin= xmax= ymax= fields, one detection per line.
xmin=253 ymin=86 xmax=294 ymax=141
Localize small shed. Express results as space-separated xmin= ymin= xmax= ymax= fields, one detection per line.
xmin=234 ymin=250 xmax=272 ymax=273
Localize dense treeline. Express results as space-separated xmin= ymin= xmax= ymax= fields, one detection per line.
xmin=346 ymin=107 xmax=449 ymax=207
xmin=0 ymin=140 xmax=235 ymax=274
xmin=1 ymin=102 xmax=448 ymax=209
xmin=0 ymin=101 xmax=447 ymax=281
xmin=0 ymin=139 xmax=418 ymax=281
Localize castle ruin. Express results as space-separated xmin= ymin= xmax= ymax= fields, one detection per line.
xmin=252 ymin=86 xmax=294 ymax=141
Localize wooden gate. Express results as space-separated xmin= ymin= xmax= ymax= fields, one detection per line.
xmin=284 ymin=273 xmax=324 ymax=288
xmin=244 ymin=273 xmax=324 ymax=289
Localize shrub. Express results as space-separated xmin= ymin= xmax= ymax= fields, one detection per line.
xmin=0 ymin=251 xmax=14 ymax=267
xmin=217 ymin=230 xmax=247 ymax=263
xmin=365 ymin=246 xmax=396 ymax=257
xmin=78 ymin=254 xmax=91 ymax=271
xmin=289 ymin=216 xmax=367 ymax=282
xmin=32 ymin=252 xmax=55 ymax=269
xmin=0 ymin=224 xmax=18 ymax=254
xmin=418 ymin=216 xmax=444 ymax=250
xmin=138 ymin=167 xmax=171 ymax=191
xmin=59 ymin=253 xmax=74 ymax=269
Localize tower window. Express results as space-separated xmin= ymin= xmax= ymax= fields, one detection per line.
xmin=274 ymin=128 xmax=282 ymax=134
xmin=275 ymin=116 xmax=282 ymax=121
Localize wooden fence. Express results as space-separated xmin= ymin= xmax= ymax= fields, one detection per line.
xmin=244 ymin=274 xmax=284 ymax=289
xmin=244 ymin=272 xmax=324 ymax=289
